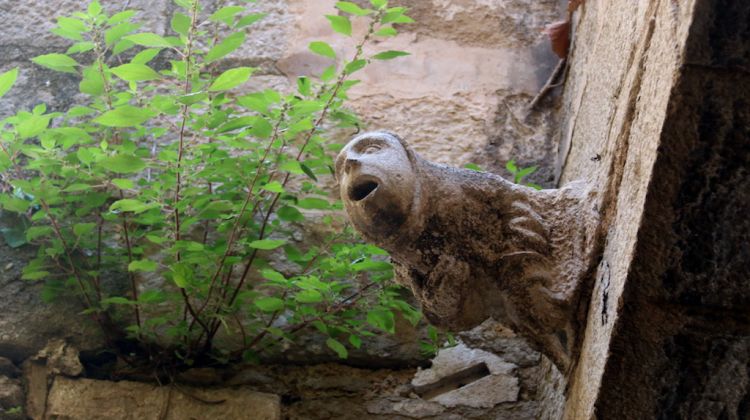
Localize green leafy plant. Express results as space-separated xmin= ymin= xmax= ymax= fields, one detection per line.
xmin=0 ymin=0 xmax=421 ymax=367
xmin=506 ymin=159 xmax=542 ymax=190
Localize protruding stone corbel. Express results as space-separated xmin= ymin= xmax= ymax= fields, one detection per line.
xmin=335 ymin=131 xmax=599 ymax=372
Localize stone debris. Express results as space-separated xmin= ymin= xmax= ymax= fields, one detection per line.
xmin=412 ymin=343 xmax=520 ymax=409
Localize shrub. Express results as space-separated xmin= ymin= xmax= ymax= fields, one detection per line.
xmin=0 ymin=0 xmax=423 ymax=366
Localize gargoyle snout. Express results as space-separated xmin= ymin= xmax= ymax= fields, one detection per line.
xmin=344 ymin=157 xmax=361 ymax=174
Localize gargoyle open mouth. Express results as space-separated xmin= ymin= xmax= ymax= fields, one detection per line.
xmin=349 ymin=176 xmax=379 ymax=202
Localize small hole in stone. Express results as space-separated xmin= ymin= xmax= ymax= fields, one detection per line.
xmin=350 ymin=180 xmax=378 ymax=201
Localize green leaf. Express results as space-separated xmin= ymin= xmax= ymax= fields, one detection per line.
xmin=101 ymin=154 xmax=147 ymax=173
xmin=146 ymin=234 xmax=168 ymax=244
xmin=128 ymin=259 xmax=158 ymax=272
xmin=58 ymin=16 xmax=88 ymax=32
xmin=31 ymin=53 xmax=79 ymax=73
xmin=300 ymin=164 xmax=318 ymax=181
xmin=209 ymin=67 xmax=255 ymax=91
xmin=308 ymin=41 xmax=336 ymax=59
xmin=367 ymin=309 xmax=395 ymax=333
xmin=295 ymin=289 xmax=323 ymax=303
xmin=138 ymin=290 xmax=167 ymax=303
xmin=0 ymin=68 xmax=19 ymax=98
xmin=262 ymin=181 xmax=285 ymax=193
xmin=336 ymin=1 xmax=372 ymax=15
xmin=255 ymin=297 xmax=284 ymax=312
xmin=94 ymin=106 xmax=156 ymax=127
xmin=261 ymin=269 xmax=286 ymax=283
xmin=101 ymin=296 xmax=136 ymax=306
xmin=111 ymin=63 xmax=161 ymax=82
xmin=73 ymin=222 xmax=96 ymax=236
xmin=326 ymin=338 xmax=348 ymax=359
xmin=171 ymin=12 xmax=191 ymax=36
xmin=280 ymin=161 xmax=304 ymax=174
xmin=17 ymin=114 xmax=51 ymax=139
xmin=79 ymin=66 xmax=104 ymax=95
xmin=105 ymin=23 xmax=140 ymax=47
xmin=209 ymin=6 xmax=244 ymax=24
xmin=325 ymin=15 xmax=352 ymax=36
xmin=132 ymin=48 xmax=161 ymax=64
xmin=344 ymin=59 xmax=367 ymax=74
xmin=297 ymin=197 xmax=330 ymax=210
xmin=249 ymin=117 xmax=273 ymax=138
xmin=66 ymin=41 xmax=96 ymax=54
xmin=112 ymin=178 xmax=134 ymax=189
xmin=352 ymin=260 xmax=392 ymax=271
xmin=124 ymin=33 xmax=172 ymax=48
xmin=321 ymin=65 xmax=336 ymax=81
xmin=108 ymin=10 xmax=136 ymax=25
xmin=177 ymin=92 xmax=208 ymax=105
xmin=372 ymin=50 xmax=410 ymax=60
xmin=464 ymin=163 xmax=483 ymax=172
xmin=205 ymin=32 xmax=246 ymax=63
xmin=505 ymin=159 xmax=518 ymax=173
xmin=517 ymin=165 xmax=538 ymax=179
xmin=22 ymin=270 xmax=50 ymax=281
xmin=88 ymin=1 xmax=102 ymax=16
xmin=170 ymin=263 xmax=192 ymax=288
xmin=382 ymin=10 xmax=414 ymax=24
xmin=110 ymin=199 xmax=156 ymax=214
xmin=374 ymin=26 xmax=397 ymax=37
xmin=527 ymin=182 xmax=543 ymax=191
xmin=51 ymin=27 xmax=84 ymax=42
xmin=348 ymin=334 xmax=362 ymax=349
xmin=277 ymin=206 xmax=304 ymax=222
xmin=370 ymin=0 xmax=387 ymax=8
xmin=26 ymin=226 xmax=52 ymax=241
xmin=237 ymin=13 xmax=266 ymax=28
xmin=248 ymin=239 xmax=286 ymax=250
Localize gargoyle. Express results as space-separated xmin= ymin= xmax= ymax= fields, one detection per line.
xmin=335 ymin=131 xmax=599 ymax=372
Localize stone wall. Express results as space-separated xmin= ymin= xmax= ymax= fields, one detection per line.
xmin=558 ymin=0 xmax=750 ymax=418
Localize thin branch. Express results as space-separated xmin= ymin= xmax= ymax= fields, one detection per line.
xmin=527 ymin=58 xmax=566 ymax=112
xmin=118 ymin=190 xmax=141 ymax=328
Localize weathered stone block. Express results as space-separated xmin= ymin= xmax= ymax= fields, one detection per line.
xmin=45 ymin=377 xmax=280 ymax=420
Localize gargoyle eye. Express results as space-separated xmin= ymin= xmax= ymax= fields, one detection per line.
xmin=363 ymin=145 xmax=381 ymax=154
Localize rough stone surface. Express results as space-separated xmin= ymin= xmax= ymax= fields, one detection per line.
xmin=22 ymin=361 xmax=48 ymax=420
xmin=45 ymin=376 xmax=281 ymax=420
xmin=0 ymin=1 xmax=169 ymax=50
xmin=366 ymin=397 xmax=446 ymax=418
xmin=0 ymin=359 xmax=19 ymax=379
xmin=457 ymin=319 xmax=541 ymax=368
xmin=411 ymin=343 xmax=519 ymax=409
xmin=0 ymin=241 xmax=104 ymax=363
xmin=264 ymin=0 xmax=562 ymax=177
xmin=0 ymin=376 xmax=23 ymax=410
xmin=336 ymin=131 xmax=599 ymax=371
xmin=557 ymin=0 xmax=750 ymax=418
xmin=224 ymin=361 xmax=542 ymax=419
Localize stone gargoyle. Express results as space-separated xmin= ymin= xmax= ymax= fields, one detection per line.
xmin=335 ymin=131 xmax=599 ymax=372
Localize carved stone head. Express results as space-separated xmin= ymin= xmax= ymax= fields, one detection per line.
xmin=336 ymin=131 xmax=598 ymax=373
xmin=335 ymin=131 xmax=422 ymax=244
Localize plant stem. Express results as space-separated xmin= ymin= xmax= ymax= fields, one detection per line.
xmin=207 ymin=20 xmax=379 ymax=343
xmin=118 ymin=190 xmax=141 ymax=328
xmin=172 ymin=0 xmax=209 ymax=340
